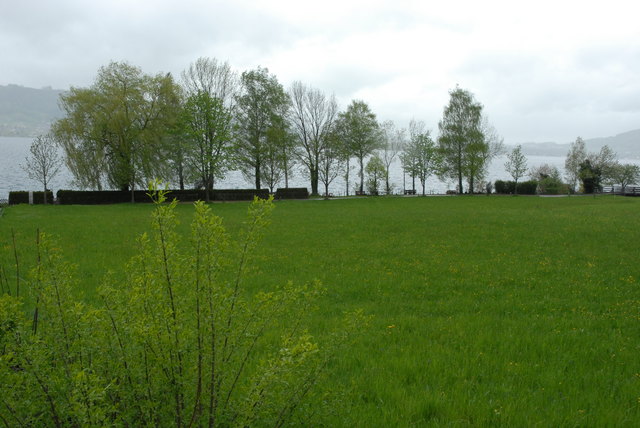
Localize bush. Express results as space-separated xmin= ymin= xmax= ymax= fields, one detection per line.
xmin=8 ymin=190 xmax=54 ymax=205
xmin=0 ymin=190 xmax=366 ymax=426
xmin=274 ymin=187 xmax=309 ymax=200
xmin=538 ymin=177 xmax=569 ymax=195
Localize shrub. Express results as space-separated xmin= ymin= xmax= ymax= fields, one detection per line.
xmin=0 ymin=187 xmax=365 ymax=426
xmin=8 ymin=191 xmax=54 ymax=205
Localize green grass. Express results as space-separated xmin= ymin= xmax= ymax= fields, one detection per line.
xmin=2 ymin=195 xmax=640 ymax=426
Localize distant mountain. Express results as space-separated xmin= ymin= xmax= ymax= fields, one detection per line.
xmin=0 ymin=84 xmax=65 ymax=137
xmin=515 ymin=129 xmax=640 ymax=159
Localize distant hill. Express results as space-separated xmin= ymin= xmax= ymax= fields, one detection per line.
xmin=516 ymin=130 xmax=640 ymax=159
xmin=0 ymin=84 xmax=65 ymax=137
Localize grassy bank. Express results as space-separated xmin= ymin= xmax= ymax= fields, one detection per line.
xmin=1 ymin=195 xmax=639 ymax=426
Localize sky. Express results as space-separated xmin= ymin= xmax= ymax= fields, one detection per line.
xmin=1 ymin=0 xmax=639 ymax=144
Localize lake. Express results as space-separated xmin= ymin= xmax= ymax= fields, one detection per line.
xmin=0 ymin=136 xmax=626 ymax=200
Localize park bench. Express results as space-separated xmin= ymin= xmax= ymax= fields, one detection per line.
xmin=404 ymin=189 xmax=416 ymax=195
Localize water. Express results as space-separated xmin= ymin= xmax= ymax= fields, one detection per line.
xmin=1 ymin=136 xmax=634 ymax=200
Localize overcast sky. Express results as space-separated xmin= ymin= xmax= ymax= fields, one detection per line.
xmin=2 ymin=0 xmax=639 ymax=144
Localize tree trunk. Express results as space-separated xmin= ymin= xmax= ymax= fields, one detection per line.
xmin=345 ymin=158 xmax=350 ymax=196
xmin=358 ymin=157 xmax=364 ymax=193
xmin=255 ymin=161 xmax=261 ymax=190
xmin=310 ymin=167 xmax=319 ymax=196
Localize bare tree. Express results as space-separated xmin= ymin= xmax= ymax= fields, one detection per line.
xmin=379 ymin=120 xmax=405 ymax=194
xmin=21 ymin=134 xmax=62 ymax=204
xmin=182 ymin=57 xmax=238 ymax=108
xmin=288 ymin=81 xmax=338 ymax=195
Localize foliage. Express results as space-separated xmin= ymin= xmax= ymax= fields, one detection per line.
xmin=437 ymin=86 xmax=484 ymax=194
xmin=0 ymin=188 xmax=364 ymax=426
xmin=235 ymin=67 xmax=290 ymax=190
xmin=564 ymin=137 xmax=586 ymax=192
xmin=365 ymin=153 xmax=385 ymax=195
xmin=504 ymin=145 xmax=528 ymax=194
xmin=401 ymin=122 xmax=440 ymax=196
xmin=335 ymin=100 xmax=380 ymax=194
xmin=20 ymin=134 xmax=63 ymax=204
xmin=53 ymin=62 xmax=181 ymax=197
xmin=608 ymin=163 xmax=640 ymax=191
xmin=178 ymin=91 xmax=234 ymax=201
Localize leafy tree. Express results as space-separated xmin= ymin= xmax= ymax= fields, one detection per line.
xmin=504 ymin=145 xmax=528 ymax=194
xmin=235 ymin=68 xmax=290 ymax=190
xmin=365 ymin=153 xmax=385 ymax=195
xmin=335 ymin=100 xmax=380 ymax=194
xmin=609 ymin=163 xmax=640 ymax=192
xmin=179 ymin=92 xmax=234 ymax=201
xmin=53 ymin=62 xmax=180 ymax=201
xmin=289 ymin=81 xmax=337 ymax=195
xmin=437 ymin=87 xmax=490 ymax=194
xmin=578 ymin=145 xmax=618 ymax=193
xmin=409 ymin=131 xmax=440 ymax=196
xmin=179 ymin=57 xmax=239 ymax=198
xmin=20 ymin=134 xmax=62 ymax=204
xmin=565 ymin=137 xmax=586 ymax=192
xmin=262 ymin=113 xmax=295 ymax=193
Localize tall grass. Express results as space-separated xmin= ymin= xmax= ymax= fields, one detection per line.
xmin=2 ymin=195 xmax=640 ymax=426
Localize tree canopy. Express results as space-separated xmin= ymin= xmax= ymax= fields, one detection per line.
xmin=53 ymin=61 xmax=180 ymax=199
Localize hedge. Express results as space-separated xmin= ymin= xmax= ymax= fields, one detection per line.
xmin=8 ymin=191 xmax=54 ymax=205
xmin=274 ymin=187 xmax=309 ymax=200
xmin=55 ymin=189 xmax=270 ymax=205
xmin=494 ymin=180 xmax=538 ymax=195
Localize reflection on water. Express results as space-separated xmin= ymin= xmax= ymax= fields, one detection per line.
xmin=1 ymin=136 xmax=616 ymax=200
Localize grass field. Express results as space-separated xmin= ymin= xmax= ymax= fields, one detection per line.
xmin=1 ymin=195 xmax=640 ymax=426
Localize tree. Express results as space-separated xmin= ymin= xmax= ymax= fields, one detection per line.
xmin=179 ymin=57 xmax=239 ymax=199
xmin=235 ymin=68 xmax=290 ymax=190
xmin=289 ymin=81 xmax=337 ymax=195
xmin=579 ymin=145 xmax=618 ymax=193
xmin=262 ymin=113 xmax=295 ymax=193
xmin=21 ymin=134 xmax=62 ymax=204
xmin=335 ymin=100 xmax=380 ymax=194
xmin=464 ymin=118 xmax=503 ymax=192
xmin=565 ymin=137 xmax=586 ymax=192
xmin=437 ymin=87 xmax=485 ymax=194
xmin=410 ymin=131 xmax=440 ymax=196
xmin=609 ymin=163 xmax=640 ymax=192
xmin=365 ymin=153 xmax=385 ymax=195
xmin=530 ymin=163 xmax=567 ymax=194
xmin=53 ymin=62 xmax=180 ymax=201
xmin=318 ymin=129 xmax=343 ymax=197
xmin=179 ymin=92 xmax=234 ymax=201
xmin=400 ymin=119 xmax=423 ymax=193
xmin=504 ymin=145 xmax=528 ymax=194
xmin=379 ymin=121 xmax=404 ymax=194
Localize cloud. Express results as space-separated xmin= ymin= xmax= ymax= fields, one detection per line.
xmin=1 ymin=0 xmax=640 ymax=143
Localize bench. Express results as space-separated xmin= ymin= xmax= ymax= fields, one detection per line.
xmin=404 ymin=189 xmax=416 ymax=195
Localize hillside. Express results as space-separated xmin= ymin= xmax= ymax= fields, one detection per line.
xmin=515 ymin=130 xmax=640 ymax=159
xmin=0 ymin=84 xmax=65 ymax=137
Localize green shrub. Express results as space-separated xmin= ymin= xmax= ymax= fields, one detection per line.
xmin=0 ymin=188 xmax=365 ymax=426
